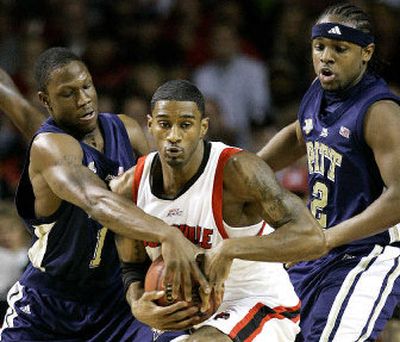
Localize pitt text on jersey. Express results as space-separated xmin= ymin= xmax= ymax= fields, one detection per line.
xmin=306 ymin=141 xmax=342 ymax=182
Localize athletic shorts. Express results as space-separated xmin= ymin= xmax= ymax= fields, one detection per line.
xmin=289 ymin=244 xmax=400 ymax=342
xmin=0 ymin=281 xmax=185 ymax=342
xmin=171 ymin=296 xmax=301 ymax=342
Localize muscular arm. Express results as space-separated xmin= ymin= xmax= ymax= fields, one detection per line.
xmin=31 ymin=133 xmax=178 ymax=242
xmin=325 ymin=100 xmax=400 ymax=248
xmin=219 ymin=151 xmax=326 ymax=263
xmin=0 ymin=68 xmax=45 ymax=140
xmin=257 ymin=120 xmax=306 ymax=171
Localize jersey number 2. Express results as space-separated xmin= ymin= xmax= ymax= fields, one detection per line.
xmin=90 ymin=227 xmax=108 ymax=268
xmin=310 ymin=181 xmax=328 ymax=228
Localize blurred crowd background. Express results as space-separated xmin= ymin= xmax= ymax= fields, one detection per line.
xmin=0 ymin=0 xmax=400 ymax=338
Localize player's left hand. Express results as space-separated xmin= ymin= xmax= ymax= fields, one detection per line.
xmin=203 ymin=241 xmax=233 ymax=301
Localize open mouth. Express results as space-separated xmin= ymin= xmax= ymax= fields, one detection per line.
xmin=80 ymin=111 xmax=95 ymax=121
xmin=320 ymin=68 xmax=335 ymax=82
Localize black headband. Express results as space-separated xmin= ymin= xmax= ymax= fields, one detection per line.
xmin=312 ymin=23 xmax=374 ymax=47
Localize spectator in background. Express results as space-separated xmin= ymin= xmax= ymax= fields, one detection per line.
xmin=193 ymin=23 xmax=272 ymax=148
xmin=0 ymin=201 xmax=29 ymax=323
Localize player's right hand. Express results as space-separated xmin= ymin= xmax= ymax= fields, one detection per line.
xmin=131 ymin=290 xmax=203 ymax=330
xmin=160 ymin=229 xmax=211 ymax=306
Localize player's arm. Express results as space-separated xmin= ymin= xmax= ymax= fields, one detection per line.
xmin=257 ymin=120 xmax=306 ymax=171
xmin=222 ymin=151 xmax=326 ymax=262
xmin=325 ymin=100 xmax=400 ymax=248
xmin=204 ymin=151 xmax=327 ymax=285
xmin=118 ymin=114 xmax=150 ymax=156
xmin=0 ymin=68 xmax=46 ymax=140
xmin=115 ymin=236 xmax=203 ymax=330
xmin=31 ymin=133 xmax=190 ymax=243
xmin=110 ymin=167 xmax=210 ymax=304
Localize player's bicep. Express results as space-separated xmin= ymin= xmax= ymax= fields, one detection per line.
xmin=31 ymin=133 xmax=108 ymax=207
xmin=224 ymin=152 xmax=294 ymax=227
xmin=365 ymin=101 xmax=400 ymax=188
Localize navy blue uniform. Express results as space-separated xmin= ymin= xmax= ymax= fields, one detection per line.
xmin=290 ymin=73 xmax=400 ymax=341
xmin=0 ymin=114 xmax=183 ymax=341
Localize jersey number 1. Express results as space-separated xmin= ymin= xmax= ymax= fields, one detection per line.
xmin=90 ymin=227 xmax=108 ymax=268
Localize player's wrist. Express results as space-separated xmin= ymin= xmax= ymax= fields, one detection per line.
xmin=159 ymin=225 xmax=182 ymax=244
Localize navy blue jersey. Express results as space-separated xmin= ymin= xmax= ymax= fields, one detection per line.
xmin=15 ymin=113 xmax=136 ymax=301
xmin=298 ymin=72 xmax=400 ymax=247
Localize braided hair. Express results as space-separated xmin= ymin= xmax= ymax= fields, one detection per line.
xmin=316 ymin=2 xmax=386 ymax=74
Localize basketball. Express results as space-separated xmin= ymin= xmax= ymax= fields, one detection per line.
xmin=144 ymin=255 xmax=223 ymax=321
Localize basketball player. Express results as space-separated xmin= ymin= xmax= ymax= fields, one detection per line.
xmin=111 ymin=80 xmax=328 ymax=341
xmin=255 ymin=3 xmax=400 ymax=341
xmin=0 ymin=48 xmax=207 ymax=341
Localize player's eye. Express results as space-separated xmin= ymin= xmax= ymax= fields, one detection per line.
xmin=158 ymin=121 xmax=170 ymax=129
xmin=314 ymin=43 xmax=324 ymax=51
xmin=181 ymin=122 xmax=192 ymax=129
xmin=335 ymin=46 xmax=347 ymax=53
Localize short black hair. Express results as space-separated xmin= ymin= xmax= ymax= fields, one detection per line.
xmin=150 ymin=80 xmax=205 ymax=117
xmin=34 ymin=47 xmax=84 ymax=92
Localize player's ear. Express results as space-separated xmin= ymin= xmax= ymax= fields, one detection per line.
xmin=200 ymin=117 xmax=209 ymax=138
xmin=147 ymin=114 xmax=153 ymax=129
xmin=362 ymin=43 xmax=375 ymax=63
xmin=38 ymin=91 xmax=51 ymax=112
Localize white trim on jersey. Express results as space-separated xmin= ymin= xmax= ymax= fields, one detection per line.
xmin=28 ymin=222 xmax=55 ymax=271
xmin=0 ymin=282 xmax=24 ymax=337
xmin=320 ymin=245 xmax=400 ymax=341
xmin=388 ymin=224 xmax=400 ymax=244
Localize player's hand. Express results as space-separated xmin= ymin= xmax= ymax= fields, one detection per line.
xmin=130 ymin=290 xmax=203 ymax=330
xmin=160 ymin=229 xmax=211 ymax=304
xmin=203 ymin=240 xmax=233 ymax=300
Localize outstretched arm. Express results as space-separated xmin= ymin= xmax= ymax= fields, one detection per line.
xmin=0 ymin=68 xmax=45 ymax=140
xmin=257 ymin=120 xmax=306 ymax=171
xmin=325 ymin=100 xmax=400 ymax=248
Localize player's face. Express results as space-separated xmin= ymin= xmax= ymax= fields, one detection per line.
xmin=312 ymin=19 xmax=374 ymax=92
xmin=148 ymin=100 xmax=208 ymax=168
xmin=39 ymin=61 xmax=99 ymax=136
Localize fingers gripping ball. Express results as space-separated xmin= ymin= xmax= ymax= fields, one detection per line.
xmin=144 ymin=255 xmax=223 ymax=322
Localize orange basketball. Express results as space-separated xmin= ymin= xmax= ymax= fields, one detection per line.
xmin=144 ymin=255 xmax=223 ymax=322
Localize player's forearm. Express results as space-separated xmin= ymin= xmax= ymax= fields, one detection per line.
xmin=325 ymin=187 xmax=400 ymax=249
xmin=84 ymin=190 xmax=178 ymax=243
xmin=221 ymin=218 xmax=327 ymax=263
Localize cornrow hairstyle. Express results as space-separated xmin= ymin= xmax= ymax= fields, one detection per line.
xmin=35 ymin=47 xmax=84 ymax=92
xmin=316 ymin=2 xmax=386 ymax=74
xmin=150 ymin=80 xmax=205 ymax=117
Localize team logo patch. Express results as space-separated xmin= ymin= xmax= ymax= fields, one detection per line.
xmin=167 ymin=208 xmax=183 ymax=217
xmin=320 ymin=128 xmax=329 ymax=137
xmin=328 ymin=25 xmax=342 ymax=35
xmin=303 ymin=119 xmax=313 ymax=135
xmin=339 ymin=126 xmax=351 ymax=139
xmin=214 ymin=311 xmax=231 ymax=320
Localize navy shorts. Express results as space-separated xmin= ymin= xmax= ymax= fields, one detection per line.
xmin=0 ymin=282 xmax=185 ymax=341
xmin=289 ymin=244 xmax=400 ymax=341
